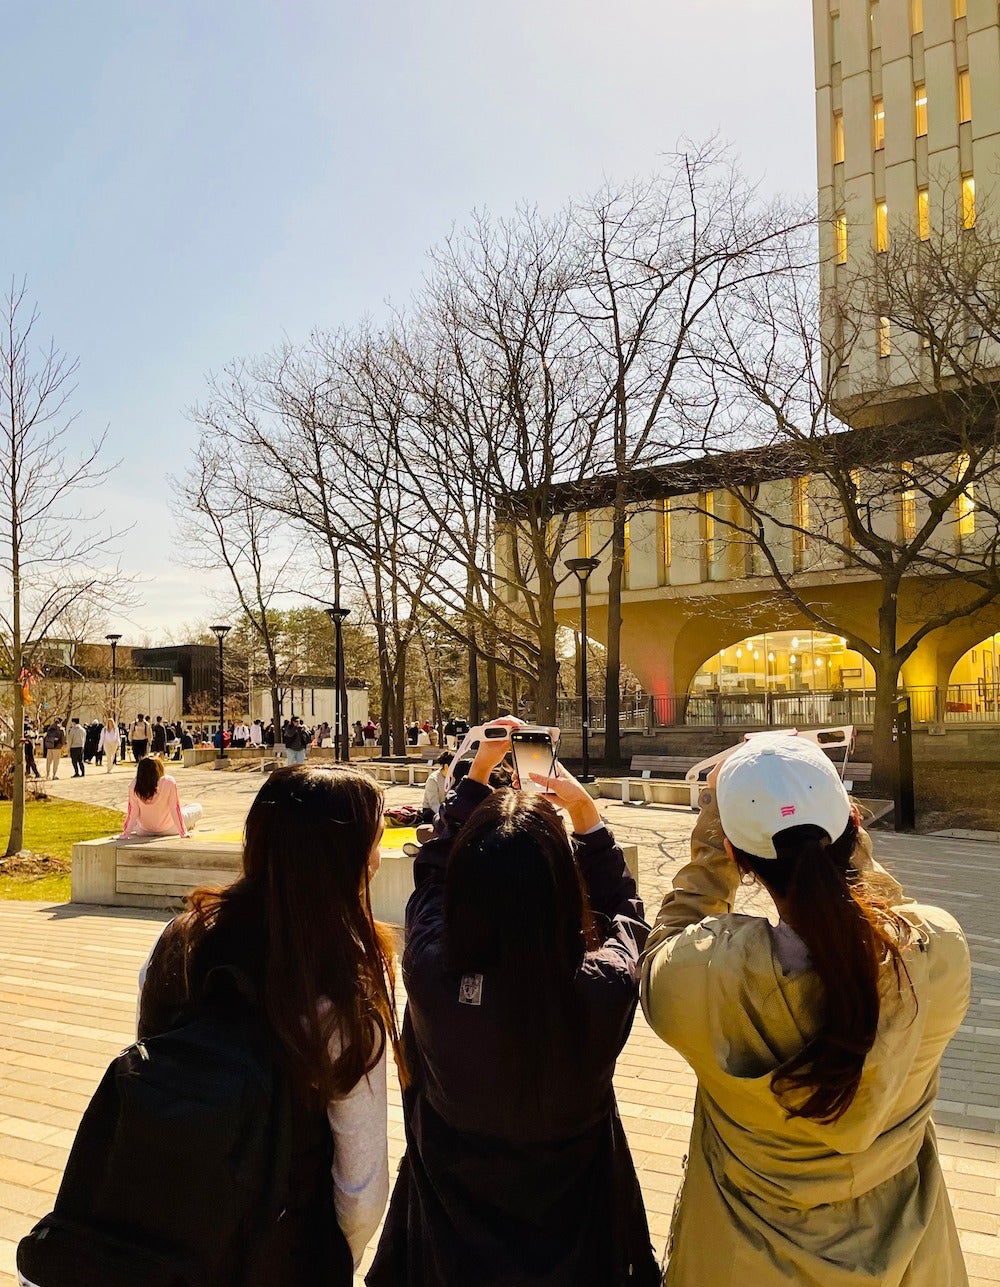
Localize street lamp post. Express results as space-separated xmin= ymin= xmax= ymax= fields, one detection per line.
xmin=565 ymin=557 xmax=601 ymax=783
xmin=325 ymin=605 xmax=351 ymax=764
xmin=210 ymin=625 xmax=231 ymax=765
xmin=105 ymin=633 xmax=122 ymax=723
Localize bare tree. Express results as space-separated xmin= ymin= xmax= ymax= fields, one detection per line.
xmin=570 ymin=151 xmax=807 ymax=762
xmin=173 ymin=437 xmax=305 ymax=733
xmin=413 ymin=207 xmax=606 ymax=721
xmin=0 ymin=283 xmax=131 ymax=853
xmin=683 ymin=212 xmax=1000 ymax=790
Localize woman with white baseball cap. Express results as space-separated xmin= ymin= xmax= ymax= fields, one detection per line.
xmin=640 ymin=732 xmax=970 ymax=1286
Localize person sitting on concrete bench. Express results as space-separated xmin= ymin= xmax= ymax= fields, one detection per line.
xmin=120 ymin=756 xmax=204 ymax=838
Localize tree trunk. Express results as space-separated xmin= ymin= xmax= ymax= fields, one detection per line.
xmin=485 ymin=650 xmax=498 ymax=716
xmin=509 ymin=663 xmax=520 ymax=717
xmin=870 ymin=594 xmax=901 ymax=797
xmin=535 ymin=618 xmax=559 ymax=724
xmin=269 ymin=682 xmax=282 ymax=736
xmin=392 ymin=644 xmax=408 ymax=754
xmin=7 ymin=675 xmax=25 ymax=856
xmin=603 ymin=508 xmax=626 ymax=768
xmin=468 ymin=636 xmax=480 ymax=725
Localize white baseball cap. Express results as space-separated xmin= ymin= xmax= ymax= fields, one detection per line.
xmin=715 ymin=733 xmax=851 ymax=860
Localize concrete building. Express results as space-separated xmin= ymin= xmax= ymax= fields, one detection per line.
xmin=815 ymin=0 xmax=1000 ymax=414
xmin=533 ymin=3 xmax=1000 ymax=740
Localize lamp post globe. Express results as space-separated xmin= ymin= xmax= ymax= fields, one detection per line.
xmin=564 ymin=557 xmax=601 ymax=783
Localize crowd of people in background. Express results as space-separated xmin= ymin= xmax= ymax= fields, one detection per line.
xmin=21 ymin=711 xmax=466 ymax=781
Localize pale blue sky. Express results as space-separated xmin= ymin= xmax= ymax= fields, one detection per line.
xmin=1 ymin=0 xmax=816 ymax=636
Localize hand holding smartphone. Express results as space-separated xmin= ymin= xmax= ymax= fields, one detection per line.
xmin=510 ymin=729 xmax=557 ymax=794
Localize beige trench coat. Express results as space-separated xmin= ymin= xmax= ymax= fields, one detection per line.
xmin=640 ymin=791 xmax=971 ymax=1286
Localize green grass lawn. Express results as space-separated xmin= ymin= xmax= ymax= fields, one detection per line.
xmin=0 ymin=799 xmax=124 ymax=901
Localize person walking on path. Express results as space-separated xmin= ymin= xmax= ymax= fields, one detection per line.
xmin=640 ymin=733 xmax=971 ymax=1286
xmin=100 ymin=718 xmax=120 ymax=772
xmin=129 ymin=713 xmax=151 ymax=762
xmin=120 ymin=757 xmax=203 ymax=838
xmin=67 ymin=718 xmax=86 ymax=777
xmin=150 ymin=715 xmax=167 ymax=757
xmin=42 ymin=719 xmax=65 ymax=780
xmin=22 ymin=729 xmax=40 ymax=780
xmin=368 ymin=719 xmax=658 ymax=1287
xmin=132 ymin=765 xmax=401 ymax=1281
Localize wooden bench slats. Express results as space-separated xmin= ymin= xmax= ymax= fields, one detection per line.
xmin=115 ymin=870 xmax=235 ymax=890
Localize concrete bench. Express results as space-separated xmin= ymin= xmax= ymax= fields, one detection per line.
xmin=368 ymin=761 xmax=433 ymax=786
xmin=71 ymin=834 xmax=418 ymax=925
xmin=71 ymin=834 xmax=641 ymax=924
xmin=593 ymin=756 xmax=702 ymax=805
xmin=842 ymin=762 xmax=873 ymax=790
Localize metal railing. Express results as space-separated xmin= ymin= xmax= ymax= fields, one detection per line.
xmin=559 ymin=685 xmax=1000 ymax=732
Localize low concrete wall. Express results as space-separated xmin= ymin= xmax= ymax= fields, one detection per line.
xmin=593 ymin=778 xmax=692 ymax=807
xmin=71 ymin=836 xmax=641 ymax=922
xmin=71 ymin=834 xmax=415 ymax=923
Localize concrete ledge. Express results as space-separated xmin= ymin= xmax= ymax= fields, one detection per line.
xmin=594 ymin=777 xmax=692 ymax=807
xmin=71 ymin=834 xmax=414 ymax=923
xmin=72 ymin=835 xmax=641 ymax=922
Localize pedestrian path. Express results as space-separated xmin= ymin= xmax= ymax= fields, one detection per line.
xmin=4 ymin=770 xmax=994 ymax=1284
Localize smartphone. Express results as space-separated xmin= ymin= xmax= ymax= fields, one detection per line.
xmin=510 ymin=730 xmax=556 ymax=794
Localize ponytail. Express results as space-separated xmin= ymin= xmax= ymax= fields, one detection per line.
xmin=734 ymin=818 xmax=914 ymax=1124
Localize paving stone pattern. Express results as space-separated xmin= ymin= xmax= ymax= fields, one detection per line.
xmin=0 ymin=774 xmax=995 ymax=1284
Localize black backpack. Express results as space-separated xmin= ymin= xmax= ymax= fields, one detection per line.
xmin=17 ymin=967 xmax=296 ymax=1287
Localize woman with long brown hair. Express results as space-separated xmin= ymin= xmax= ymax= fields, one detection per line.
xmin=368 ymin=720 xmax=658 ymax=1286
xmin=137 ymin=764 xmax=401 ymax=1282
xmin=641 ymin=734 xmax=971 ymax=1285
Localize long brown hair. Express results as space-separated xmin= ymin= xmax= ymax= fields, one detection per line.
xmin=734 ymin=817 xmax=914 ymax=1124
xmin=155 ymin=765 xmax=401 ymax=1103
xmin=445 ymin=789 xmax=598 ymax=1094
xmin=134 ymin=755 xmax=164 ymax=801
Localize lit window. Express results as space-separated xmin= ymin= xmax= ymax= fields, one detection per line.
xmin=835 ymin=212 xmax=848 ymax=265
xmin=915 ymin=85 xmax=927 ymax=137
xmin=831 ymin=12 xmax=841 ymax=64
xmin=793 ymin=478 xmax=810 ymax=568
xmin=701 ymin=492 xmax=716 ymax=579
xmin=957 ymin=455 xmax=975 ymax=546
xmin=911 ymin=0 xmax=923 ymax=33
xmin=878 ymin=315 xmax=891 ymax=357
xmin=962 ymin=175 xmax=976 ymax=230
xmin=875 ymin=201 xmax=888 ymax=252
xmin=954 ymin=0 xmax=966 ymax=17
xmin=873 ymin=98 xmax=885 ymax=150
xmin=917 ymin=188 xmax=930 ymax=240
xmin=833 ymin=111 xmax=845 ymax=164
xmin=578 ymin=511 xmax=591 ymax=557
xmin=659 ymin=499 xmax=671 ymax=582
xmin=900 ymin=464 xmax=916 ymax=541
xmin=958 ymin=70 xmax=972 ymax=123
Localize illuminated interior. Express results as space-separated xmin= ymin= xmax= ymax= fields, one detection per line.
xmin=949 ymin=635 xmax=1000 ymax=693
xmin=689 ymin=630 xmax=876 ymax=694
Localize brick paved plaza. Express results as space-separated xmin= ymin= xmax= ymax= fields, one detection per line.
xmin=0 ymin=770 xmax=997 ymax=1284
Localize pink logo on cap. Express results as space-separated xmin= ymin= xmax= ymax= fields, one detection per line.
xmin=780 ymin=805 xmax=796 ymax=817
